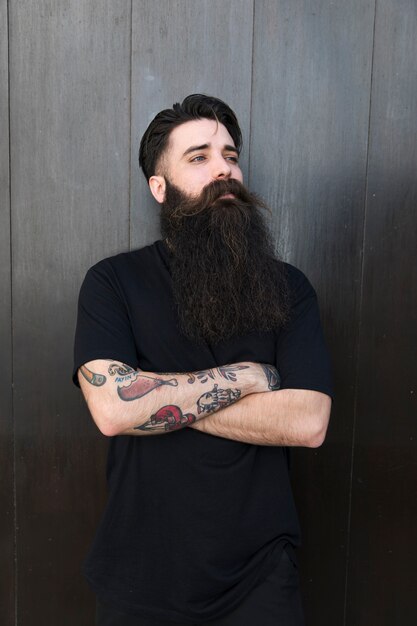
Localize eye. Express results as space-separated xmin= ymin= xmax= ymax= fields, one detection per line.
xmin=226 ymin=155 xmax=239 ymax=163
xmin=190 ymin=155 xmax=206 ymax=163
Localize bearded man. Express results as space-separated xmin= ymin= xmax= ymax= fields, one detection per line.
xmin=73 ymin=94 xmax=333 ymax=626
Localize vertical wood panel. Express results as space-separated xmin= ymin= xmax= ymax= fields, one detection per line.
xmin=348 ymin=2 xmax=417 ymax=624
xmin=2 ymin=1 xmax=415 ymax=623
xmin=9 ymin=1 xmax=131 ymax=623
xmin=130 ymin=0 xmax=254 ymax=249
xmin=0 ymin=1 xmax=14 ymax=624
xmin=250 ymin=2 xmax=375 ymax=624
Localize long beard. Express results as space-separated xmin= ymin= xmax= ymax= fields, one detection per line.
xmin=161 ymin=178 xmax=289 ymax=344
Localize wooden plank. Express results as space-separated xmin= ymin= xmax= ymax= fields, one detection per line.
xmin=250 ymin=2 xmax=375 ymax=624
xmin=347 ymin=2 xmax=417 ymax=624
xmin=9 ymin=2 xmax=131 ymax=623
xmin=130 ymin=0 xmax=254 ymax=249
xmin=0 ymin=1 xmax=14 ymax=624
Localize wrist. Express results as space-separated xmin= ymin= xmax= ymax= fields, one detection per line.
xmin=239 ymin=362 xmax=266 ymax=395
xmin=240 ymin=362 xmax=280 ymax=395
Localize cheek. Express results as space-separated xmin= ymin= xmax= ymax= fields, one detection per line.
xmin=187 ymin=172 xmax=212 ymax=194
xmin=233 ymin=167 xmax=244 ymax=183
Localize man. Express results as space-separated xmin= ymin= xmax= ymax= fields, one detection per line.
xmin=73 ymin=94 xmax=333 ymax=625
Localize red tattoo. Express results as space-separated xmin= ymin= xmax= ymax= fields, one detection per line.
xmin=118 ymin=376 xmax=178 ymax=401
xmin=135 ymin=405 xmax=196 ymax=432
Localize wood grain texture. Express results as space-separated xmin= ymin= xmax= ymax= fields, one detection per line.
xmin=347 ymin=2 xmax=417 ymax=624
xmin=249 ymin=2 xmax=375 ymax=624
xmin=130 ymin=0 xmax=254 ymax=249
xmin=2 ymin=0 xmax=416 ymax=623
xmin=0 ymin=2 xmax=14 ymax=624
xmin=9 ymin=1 xmax=131 ymax=623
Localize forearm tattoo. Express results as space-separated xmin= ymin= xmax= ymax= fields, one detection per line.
xmin=135 ymin=384 xmax=241 ymax=432
xmin=80 ymin=364 xmax=107 ymax=387
xmin=80 ymin=360 xmax=269 ymax=434
xmin=108 ymin=362 xmax=138 ymax=383
xmin=260 ymin=364 xmax=281 ymax=390
xmin=187 ymin=364 xmax=249 ymax=384
xmin=117 ymin=375 xmax=178 ymax=401
xmin=107 ymin=362 xmax=179 ymax=401
xmin=135 ymin=405 xmax=196 ymax=432
xmin=80 ymin=361 xmax=178 ymax=400
xmin=196 ymin=384 xmax=241 ymax=414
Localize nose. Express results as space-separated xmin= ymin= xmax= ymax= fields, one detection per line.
xmin=212 ymin=155 xmax=231 ymax=180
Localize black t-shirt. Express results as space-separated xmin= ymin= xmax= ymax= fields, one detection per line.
xmin=73 ymin=240 xmax=333 ymax=622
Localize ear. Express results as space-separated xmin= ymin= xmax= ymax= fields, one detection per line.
xmin=149 ymin=175 xmax=166 ymax=204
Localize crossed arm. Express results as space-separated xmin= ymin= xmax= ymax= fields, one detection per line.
xmin=78 ymin=359 xmax=331 ymax=446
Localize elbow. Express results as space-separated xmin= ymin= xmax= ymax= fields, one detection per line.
xmin=93 ymin=412 xmax=119 ymax=438
xmin=305 ymin=410 xmax=330 ymax=448
xmin=88 ymin=402 xmax=122 ymax=438
xmin=97 ymin=419 xmax=119 ymax=438
xmin=306 ymin=425 xmax=327 ymax=448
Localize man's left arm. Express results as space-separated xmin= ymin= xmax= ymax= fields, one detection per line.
xmin=189 ymin=388 xmax=331 ymax=446
xmin=190 ymin=265 xmax=333 ymax=446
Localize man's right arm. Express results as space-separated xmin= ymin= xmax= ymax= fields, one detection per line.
xmin=78 ymin=359 xmax=273 ymax=436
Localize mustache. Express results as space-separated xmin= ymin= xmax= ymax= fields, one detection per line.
xmin=167 ymin=179 xmax=269 ymax=218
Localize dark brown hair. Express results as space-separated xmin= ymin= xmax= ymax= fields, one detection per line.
xmin=138 ymin=94 xmax=242 ymax=181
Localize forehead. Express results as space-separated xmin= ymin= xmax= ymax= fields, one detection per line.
xmin=167 ymin=119 xmax=236 ymax=157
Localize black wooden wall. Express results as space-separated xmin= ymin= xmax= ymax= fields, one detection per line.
xmin=1 ymin=1 xmax=416 ymax=624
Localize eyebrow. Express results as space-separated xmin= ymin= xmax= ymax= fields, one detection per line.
xmin=182 ymin=143 xmax=239 ymax=157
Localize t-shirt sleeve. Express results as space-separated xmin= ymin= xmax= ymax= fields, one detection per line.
xmin=72 ymin=261 xmax=139 ymax=387
xmin=275 ymin=266 xmax=334 ymax=398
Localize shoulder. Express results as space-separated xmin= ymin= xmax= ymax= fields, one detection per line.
xmin=282 ymin=262 xmax=317 ymax=303
xmin=84 ymin=240 xmax=166 ymax=283
xmin=274 ymin=262 xmax=323 ymax=332
xmin=90 ymin=240 xmax=163 ymax=274
xmin=77 ymin=241 xmax=166 ymax=302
